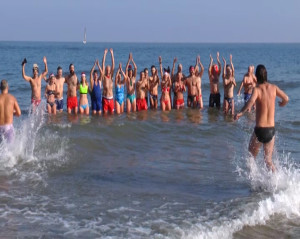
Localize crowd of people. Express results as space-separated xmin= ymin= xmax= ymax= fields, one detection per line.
xmin=0 ymin=49 xmax=289 ymax=172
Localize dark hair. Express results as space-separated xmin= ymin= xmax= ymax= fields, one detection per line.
xmin=189 ymin=65 xmax=194 ymax=70
xmin=69 ymin=63 xmax=74 ymax=69
xmin=163 ymin=66 xmax=170 ymax=73
xmin=93 ymin=70 xmax=98 ymax=74
xmin=144 ymin=68 xmax=148 ymax=73
xmin=151 ymin=65 xmax=156 ymax=70
xmin=57 ymin=66 xmax=62 ymax=71
xmin=226 ymin=64 xmax=231 ymax=69
xmin=255 ymin=64 xmax=267 ymax=84
xmin=1 ymin=79 xmax=8 ymax=91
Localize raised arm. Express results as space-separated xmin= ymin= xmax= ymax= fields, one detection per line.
xmin=230 ymin=54 xmax=235 ymax=77
xmin=276 ymin=86 xmax=289 ymax=107
xmin=234 ymin=88 xmax=258 ymax=120
xmin=208 ymin=54 xmax=213 ymax=77
xmin=158 ymin=56 xmax=163 ymax=79
xmin=222 ymin=57 xmax=226 ymax=79
xmin=40 ymin=56 xmax=48 ymax=79
xmin=102 ymin=49 xmax=108 ymax=75
xmin=198 ymin=55 xmax=204 ymax=78
xmin=216 ymin=52 xmax=222 ymax=77
xmin=171 ymin=57 xmax=177 ymax=79
xmin=131 ymin=55 xmax=137 ymax=78
xmin=90 ymin=60 xmax=97 ymax=89
xmin=96 ymin=60 xmax=104 ymax=80
xmin=115 ymin=63 xmax=121 ymax=87
xmin=22 ymin=60 xmax=32 ymax=82
xmin=125 ymin=53 xmax=132 ymax=76
xmin=110 ymin=48 xmax=115 ymax=78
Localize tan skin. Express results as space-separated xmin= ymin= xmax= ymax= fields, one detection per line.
xmin=55 ymin=68 xmax=65 ymax=112
xmin=44 ymin=76 xmax=57 ymax=115
xmin=149 ymin=66 xmax=159 ymax=109
xmin=115 ymin=63 xmax=126 ymax=114
xmin=65 ymin=64 xmax=78 ymax=114
xmin=222 ymin=55 xmax=236 ymax=115
xmin=125 ymin=53 xmax=137 ymax=113
xmin=174 ymin=73 xmax=186 ymax=110
xmin=136 ymin=72 xmax=148 ymax=100
xmin=235 ymin=81 xmax=289 ymax=172
xmin=22 ymin=56 xmax=48 ymax=105
xmin=159 ymin=56 xmax=172 ymax=111
xmin=237 ymin=65 xmax=257 ymax=95
xmin=185 ymin=65 xmax=201 ymax=108
xmin=79 ymin=75 xmax=89 ymax=115
xmin=0 ymin=85 xmax=21 ymax=125
xmin=90 ymin=59 xmax=103 ymax=115
xmin=171 ymin=58 xmax=186 ymax=108
xmin=195 ymin=55 xmax=204 ymax=109
xmin=208 ymin=52 xmax=222 ymax=94
xmin=102 ymin=48 xmax=115 ymax=99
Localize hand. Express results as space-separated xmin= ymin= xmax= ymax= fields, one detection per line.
xmin=197 ymin=55 xmax=200 ymax=64
xmin=43 ymin=56 xmax=47 ymax=64
xmin=104 ymin=49 xmax=108 ymax=54
xmin=129 ymin=53 xmax=132 ymax=60
xmin=173 ymin=57 xmax=177 ymax=64
xmin=234 ymin=112 xmax=242 ymax=120
xmin=222 ymin=57 xmax=226 ymax=64
xmin=217 ymin=52 xmax=220 ymax=59
xmin=210 ymin=54 xmax=213 ymax=62
xmin=278 ymin=101 xmax=286 ymax=107
xmin=22 ymin=58 xmax=27 ymax=66
xmin=109 ymin=48 xmax=113 ymax=54
xmin=230 ymin=54 xmax=232 ymax=63
xmin=119 ymin=62 xmax=122 ymax=69
xmin=159 ymin=56 xmax=162 ymax=64
xmin=94 ymin=60 xmax=98 ymax=66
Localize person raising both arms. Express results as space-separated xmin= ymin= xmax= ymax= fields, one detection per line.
xmin=159 ymin=56 xmax=172 ymax=111
xmin=65 ymin=63 xmax=79 ymax=114
xmin=136 ymin=71 xmax=149 ymax=111
xmin=143 ymin=68 xmax=149 ymax=107
xmin=0 ymin=80 xmax=21 ymax=143
xmin=222 ymin=55 xmax=236 ymax=115
xmin=148 ymin=65 xmax=160 ymax=109
xmin=125 ymin=53 xmax=137 ymax=113
xmin=22 ymin=56 xmax=48 ymax=109
xmin=115 ymin=63 xmax=126 ymax=114
xmin=171 ymin=57 xmax=186 ymax=109
xmin=208 ymin=52 xmax=222 ymax=109
xmin=44 ymin=73 xmax=57 ymax=115
xmin=194 ymin=55 xmax=204 ymax=109
xmin=174 ymin=70 xmax=186 ymax=110
xmin=55 ymin=66 xmax=65 ymax=113
xmin=102 ymin=48 xmax=115 ymax=114
xmin=90 ymin=60 xmax=103 ymax=115
xmin=234 ymin=65 xmax=289 ymax=172
xmin=79 ymin=72 xmax=89 ymax=115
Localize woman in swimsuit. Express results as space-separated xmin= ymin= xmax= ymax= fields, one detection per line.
xmin=174 ymin=73 xmax=186 ymax=110
xmin=115 ymin=63 xmax=126 ymax=114
xmin=79 ymin=72 xmax=90 ymax=115
xmin=159 ymin=56 xmax=172 ymax=111
xmin=44 ymin=73 xmax=57 ymax=115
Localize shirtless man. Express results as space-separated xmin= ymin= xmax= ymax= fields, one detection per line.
xmin=125 ymin=53 xmax=137 ymax=113
xmin=222 ymin=55 xmax=236 ymax=115
xmin=208 ymin=52 xmax=222 ymax=109
xmin=148 ymin=65 xmax=159 ymax=109
xmin=136 ymin=71 xmax=148 ymax=111
xmin=171 ymin=58 xmax=186 ymax=108
xmin=22 ymin=56 xmax=48 ymax=109
xmin=234 ymin=65 xmax=289 ymax=172
xmin=55 ymin=66 xmax=65 ymax=112
xmin=0 ymin=80 xmax=21 ymax=143
xmin=195 ymin=55 xmax=204 ymax=109
xmin=90 ymin=60 xmax=103 ymax=115
xmin=237 ymin=65 xmax=257 ymax=105
xmin=65 ymin=63 xmax=79 ymax=114
xmin=185 ymin=62 xmax=201 ymax=108
xmin=102 ymin=48 xmax=115 ymax=114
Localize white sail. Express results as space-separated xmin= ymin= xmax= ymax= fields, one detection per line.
xmin=83 ymin=28 xmax=87 ymax=44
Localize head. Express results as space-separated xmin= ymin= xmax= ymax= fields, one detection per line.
xmin=178 ymin=63 xmax=183 ymax=72
xmin=49 ymin=73 xmax=55 ymax=84
xmin=212 ymin=64 xmax=219 ymax=76
xmin=0 ymin=79 xmax=8 ymax=92
xmin=69 ymin=63 xmax=75 ymax=75
xmin=93 ymin=69 xmax=98 ymax=79
xmin=57 ymin=66 xmax=63 ymax=77
xmin=189 ymin=65 xmax=195 ymax=75
xmin=32 ymin=64 xmax=39 ymax=77
xmin=105 ymin=65 xmax=111 ymax=77
xmin=140 ymin=71 xmax=145 ymax=80
xmin=128 ymin=65 xmax=133 ymax=77
xmin=176 ymin=72 xmax=183 ymax=82
xmin=151 ymin=65 xmax=156 ymax=75
xmin=255 ymin=65 xmax=267 ymax=84
xmin=226 ymin=64 xmax=232 ymax=76
xmin=163 ymin=71 xmax=170 ymax=80
xmin=144 ymin=68 xmax=148 ymax=77
xmin=81 ymin=72 xmax=86 ymax=83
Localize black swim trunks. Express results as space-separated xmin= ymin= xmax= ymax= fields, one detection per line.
xmin=224 ymin=97 xmax=233 ymax=108
xmin=209 ymin=93 xmax=221 ymax=108
xmin=254 ymin=127 xmax=275 ymax=143
xmin=188 ymin=95 xmax=196 ymax=104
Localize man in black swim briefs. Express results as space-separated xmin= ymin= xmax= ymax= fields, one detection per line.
xmin=234 ymin=65 xmax=289 ymax=172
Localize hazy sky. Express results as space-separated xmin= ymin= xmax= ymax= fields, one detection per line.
xmin=1 ymin=0 xmax=299 ymax=42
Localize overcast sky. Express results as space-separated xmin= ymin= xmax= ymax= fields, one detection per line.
xmin=1 ymin=0 xmax=299 ymax=43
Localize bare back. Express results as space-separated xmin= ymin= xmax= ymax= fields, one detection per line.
xmin=0 ymin=94 xmax=20 ymax=125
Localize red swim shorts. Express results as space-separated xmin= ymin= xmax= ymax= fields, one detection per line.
xmin=136 ymin=98 xmax=148 ymax=111
xmin=102 ymin=97 xmax=114 ymax=113
xmin=176 ymin=98 xmax=184 ymax=107
xmin=67 ymin=96 xmax=78 ymax=110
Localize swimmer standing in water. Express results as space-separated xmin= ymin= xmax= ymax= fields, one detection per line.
xmin=235 ymin=65 xmax=289 ymax=172
xmin=208 ymin=52 xmax=222 ymax=109
xmin=0 ymin=80 xmax=21 ymax=143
